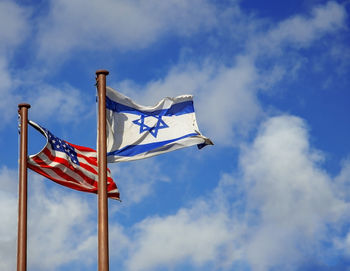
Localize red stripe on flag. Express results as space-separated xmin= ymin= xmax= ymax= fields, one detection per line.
xmin=28 ymin=164 xmax=97 ymax=193
xmin=68 ymin=141 xmax=96 ymax=153
xmin=29 ymin=153 xmax=96 ymax=190
xmin=42 ymin=148 xmax=97 ymax=187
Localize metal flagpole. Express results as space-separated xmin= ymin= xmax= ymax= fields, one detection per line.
xmin=96 ymin=70 xmax=110 ymax=271
xmin=17 ymin=103 xmax=31 ymax=271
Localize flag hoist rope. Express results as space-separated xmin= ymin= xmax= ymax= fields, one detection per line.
xmin=17 ymin=103 xmax=30 ymax=271
xmin=96 ymin=70 xmax=110 ymax=271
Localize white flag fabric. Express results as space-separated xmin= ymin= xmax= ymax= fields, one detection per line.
xmin=106 ymin=87 xmax=213 ymax=162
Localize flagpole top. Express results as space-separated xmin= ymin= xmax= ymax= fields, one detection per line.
xmin=96 ymin=70 xmax=109 ymax=76
xmin=18 ymin=103 xmax=31 ymax=109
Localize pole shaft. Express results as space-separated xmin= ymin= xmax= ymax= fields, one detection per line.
xmin=96 ymin=70 xmax=109 ymax=271
xmin=17 ymin=103 xmax=30 ymax=271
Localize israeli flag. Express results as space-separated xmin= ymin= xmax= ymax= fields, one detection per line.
xmin=106 ymin=87 xmax=213 ymax=162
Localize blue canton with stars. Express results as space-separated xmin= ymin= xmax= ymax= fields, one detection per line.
xmin=45 ymin=129 xmax=80 ymax=165
xmin=132 ymin=114 xmax=169 ymax=138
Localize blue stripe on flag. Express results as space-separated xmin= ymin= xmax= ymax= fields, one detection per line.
xmin=106 ymin=96 xmax=194 ymax=116
xmin=107 ymin=133 xmax=198 ymax=157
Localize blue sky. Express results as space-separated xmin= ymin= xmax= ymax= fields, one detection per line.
xmin=1 ymin=0 xmax=350 ymax=270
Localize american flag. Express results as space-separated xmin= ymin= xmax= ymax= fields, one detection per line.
xmin=28 ymin=121 xmax=120 ymax=200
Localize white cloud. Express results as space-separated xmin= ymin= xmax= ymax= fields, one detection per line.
xmin=251 ymin=1 xmax=347 ymax=55
xmin=27 ymin=84 xmax=91 ymax=124
xmin=122 ymin=115 xmax=350 ymax=271
xmin=0 ymin=170 xmax=102 ymax=270
xmin=0 ymin=167 xmax=18 ymax=270
xmin=27 ymin=178 xmax=97 ymax=270
xmin=36 ymin=0 xmax=347 ymax=61
xmin=334 ymin=159 xmax=350 ymax=201
xmin=37 ymin=0 xmax=217 ymax=58
xmin=0 ymin=59 xmax=22 ymax=128
xmin=195 ymin=57 xmax=261 ymax=144
xmin=109 ymin=222 xmax=130 ymax=260
xmin=0 ymin=1 xmax=30 ymax=127
xmin=0 ymin=1 xmax=30 ymax=53
xmin=239 ymin=115 xmax=349 ymax=270
xmin=109 ymin=158 xmax=170 ymax=205
xmin=126 ymin=202 xmax=233 ymax=271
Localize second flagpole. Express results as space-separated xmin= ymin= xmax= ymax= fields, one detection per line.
xmin=96 ymin=70 xmax=110 ymax=271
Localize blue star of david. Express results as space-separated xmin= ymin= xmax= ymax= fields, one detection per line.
xmin=133 ymin=114 xmax=169 ymax=138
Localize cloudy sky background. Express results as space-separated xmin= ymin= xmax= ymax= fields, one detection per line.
xmin=1 ymin=0 xmax=350 ymax=270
